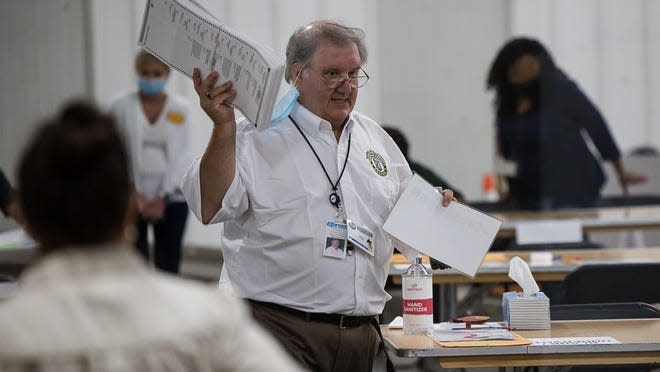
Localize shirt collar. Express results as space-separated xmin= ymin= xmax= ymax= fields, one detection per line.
xmin=19 ymin=243 xmax=147 ymax=290
xmin=289 ymin=102 xmax=355 ymax=140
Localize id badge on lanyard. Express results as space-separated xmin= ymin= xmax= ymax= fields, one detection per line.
xmin=324 ymin=219 xmax=347 ymax=259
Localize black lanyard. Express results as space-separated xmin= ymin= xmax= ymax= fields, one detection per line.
xmin=289 ymin=115 xmax=351 ymax=209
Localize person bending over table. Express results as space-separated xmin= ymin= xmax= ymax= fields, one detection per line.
xmin=487 ymin=37 xmax=646 ymax=210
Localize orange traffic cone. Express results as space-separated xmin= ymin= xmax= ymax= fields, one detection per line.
xmin=482 ymin=172 xmax=498 ymax=201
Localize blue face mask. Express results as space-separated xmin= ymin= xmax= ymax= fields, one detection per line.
xmin=271 ymin=70 xmax=303 ymax=123
xmin=138 ymin=78 xmax=166 ymax=95
xmin=270 ymin=85 xmax=300 ymax=123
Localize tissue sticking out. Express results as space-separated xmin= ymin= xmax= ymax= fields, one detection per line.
xmin=508 ymin=256 xmax=540 ymax=297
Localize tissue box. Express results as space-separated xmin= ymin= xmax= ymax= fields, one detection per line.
xmin=502 ymin=291 xmax=550 ymax=330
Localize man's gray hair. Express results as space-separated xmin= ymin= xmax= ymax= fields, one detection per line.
xmin=284 ymin=20 xmax=368 ymax=83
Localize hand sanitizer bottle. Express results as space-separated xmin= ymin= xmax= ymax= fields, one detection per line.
xmin=402 ymin=254 xmax=433 ymax=334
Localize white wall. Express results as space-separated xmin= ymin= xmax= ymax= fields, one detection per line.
xmin=379 ymin=0 xmax=510 ymax=199
xmin=0 ymin=0 xmax=91 ymax=181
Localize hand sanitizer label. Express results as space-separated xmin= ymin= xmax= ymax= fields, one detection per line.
xmin=402 ymin=277 xmax=433 ymax=333
xmin=402 ymin=298 xmax=434 ymax=314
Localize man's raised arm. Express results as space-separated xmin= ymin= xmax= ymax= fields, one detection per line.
xmin=192 ymin=68 xmax=238 ymax=224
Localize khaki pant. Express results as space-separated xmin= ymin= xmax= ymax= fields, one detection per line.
xmin=250 ymin=302 xmax=380 ymax=372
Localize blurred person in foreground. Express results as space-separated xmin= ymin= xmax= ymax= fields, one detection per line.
xmin=487 ymin=37 xmax=646 ymax=210
xmin=0 ymin=102 xmax=301 ymax=372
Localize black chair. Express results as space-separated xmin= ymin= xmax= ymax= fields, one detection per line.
xmin=551 ymin=302 xmax=660 ymax=320
xmin=560 ymin=263 xmax=660 ymax=305
xmin=596 ymin=195 xmax=660 ymax=207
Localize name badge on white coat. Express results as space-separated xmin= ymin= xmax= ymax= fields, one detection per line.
xmin=346 ymin=219 xmax=375 ymax=256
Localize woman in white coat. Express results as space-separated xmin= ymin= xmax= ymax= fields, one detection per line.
xmin=110 ymin=50 xmax=192 ymax=274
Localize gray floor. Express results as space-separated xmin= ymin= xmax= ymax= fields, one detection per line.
xmin=179 ymin=245 xmax=222 ymax=281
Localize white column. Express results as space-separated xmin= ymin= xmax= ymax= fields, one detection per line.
xmin=598 ymin=0 xmax=646 ymax=153
xmin=646 ymin=0 xmax=660 ymax=148
xmin=379 ymin=0 xmax=509 ymax=199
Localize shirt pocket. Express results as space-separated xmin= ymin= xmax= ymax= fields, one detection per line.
xmin=368 ymin=175 xmax=398 ymax=224
xmin=252 ymin=178 xmax=308 ymax=229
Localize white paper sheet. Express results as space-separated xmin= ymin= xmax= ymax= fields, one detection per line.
xmin=383 ymin=174 xmax=502 ymax=278
xmin=530 ymin=251 xmax=554 ymax=266
xmin=530 ymin=337 xmax=620 ymax=346
xmin=388 ymin=316 xmax=403 ymax=329
xmin=516 ymin=219 xmax=583 ymax=245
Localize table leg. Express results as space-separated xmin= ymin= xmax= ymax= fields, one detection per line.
xmin=447 ymin=283 xmax=457 ymax=319
xmin=438 ymin=284 xmax=447 ymax=321
xmin=437 ymin=283 xmax=458 ymax=321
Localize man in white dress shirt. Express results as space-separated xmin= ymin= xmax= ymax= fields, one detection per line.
xmin=183 ymin=20 xmax=453 ymax=371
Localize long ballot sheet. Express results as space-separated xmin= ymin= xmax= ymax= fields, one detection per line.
xmin=138 ymin=0 xmax=284 ymax=130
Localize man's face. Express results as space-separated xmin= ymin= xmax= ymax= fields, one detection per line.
xmin=296 ymin=41 xmax=361 ymax=129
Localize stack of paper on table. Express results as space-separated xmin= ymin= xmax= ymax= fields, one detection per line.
xmin=383 ymin=174 xmax=502 ymax=278
xmin=428 ymin=322 xmax=531 ymax=347
xmin=502 ymin=291 xmax=550 ymax=330
xmin=429 ymin=329 xmax=516 ymax=342
xmin=387 ymin=317 xmax=532 ymax=347
xmin=430 ymin=321 xmax=513 ymax=342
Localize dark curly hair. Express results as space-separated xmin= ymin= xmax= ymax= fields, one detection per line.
xmin=486 ymin=37 xmax=554 ymax=118
xmin=17 ymin=101 xmax=132 ymax=251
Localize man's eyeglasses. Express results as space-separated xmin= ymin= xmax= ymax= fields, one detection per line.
xmin=307 ymin=66 xmax=370 ymax=89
